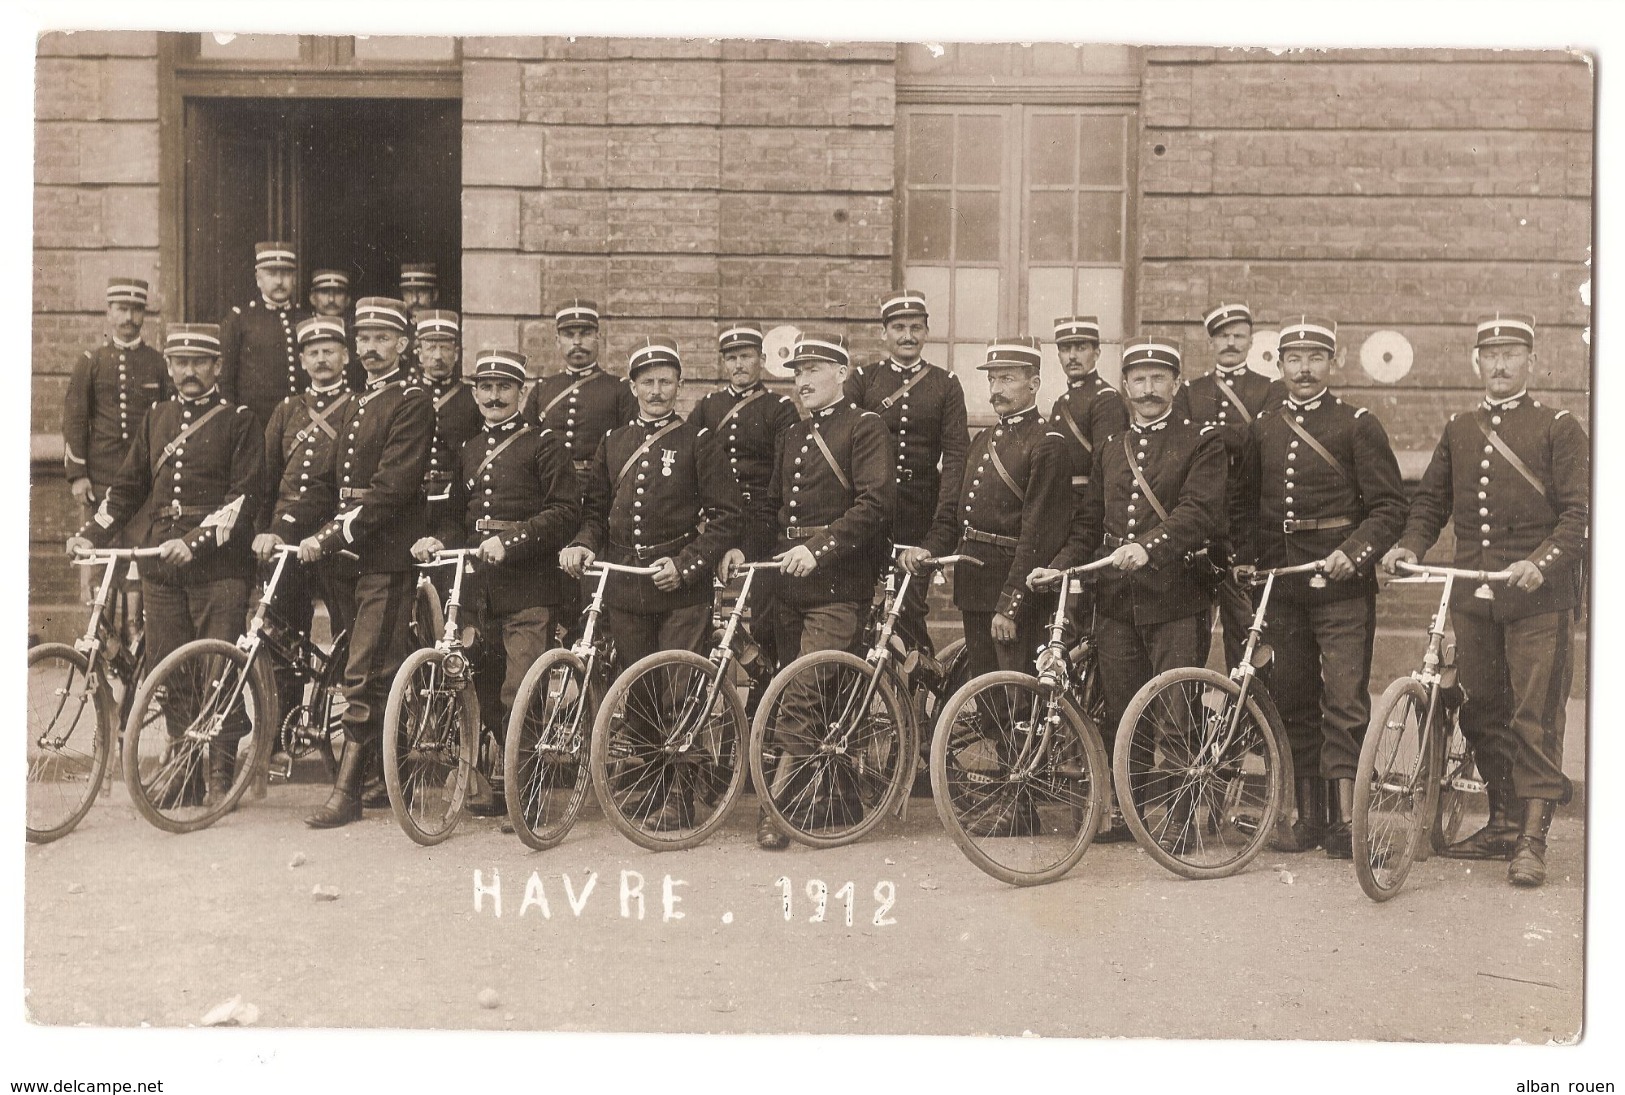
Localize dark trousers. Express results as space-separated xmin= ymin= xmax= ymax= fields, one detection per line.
xmin=768 ymin=600 xmax=866 ymax=757
xmin=471 ymin=604 xmax=556 ymax=735
xmin=741 ymin=514 xmax=781 ymax=670
xmin=325 ymin=570 xmax=417 ymax=749
xmin=962 ymin=608 xmax=1047 ymax=679
xmin=1455 ymin=609 xmax=1574 ymax=801
xmin=605 ymin=602 xmax=711 ymax=671
xmin=1095 ymin=612 xmax=1209 ymax=753
xmin=142 ymin=577 xmax=250 ymax=668
xmin=1213 ymin=573 xmax=1256 ymax=672
xmin=1271 ymin=592 xmax=1375 ymax=781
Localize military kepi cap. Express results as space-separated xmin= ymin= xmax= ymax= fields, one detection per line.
xmin=105 ymin=277 xmax=149 ymax=307
xmin=296 ymin=316 xmax=347 ymax=347
xmin=628 ymin=336 xmax=682 ymax=378
xmin=787 ymin=332 xmax=850 ymax=370
xmin=399 ymin=262 xmax=438 ymax=288
xmin=353 ymin=297 xmax=410 ymax=333
xmin=416 ymin=309 xmax=461 ymax=338
xmin=718 ymin=322 xmax=764 ymax=352
xmin=555 ymin=298 xmax=600 ymax=330
xmin=980 ymin=336 xmax=1043 ymax=371
xmin=166 ymin=323 xmax=222 ymax=356
xmin=310 ymin=269 xmax=351 ymax=291
xmin=1278 ymin=315 xmax=1338 ymax=353
xmin=1203 ymin=302 xmax=1253 ymax=336
xmin=1053 ymin=316 xmax=1100 ymax=345
xmin=880 ymin=290 xmax=929 ymax=322
xmin=1120 ymin=338 xmax=1182 ymax=376
xmin=1476 ymin=311 xmax=1535 ymax=348
xmin=255 ymin=241 xmax=297 ymax=270
xmin=473 ymin=350 xmax=528 ymax=384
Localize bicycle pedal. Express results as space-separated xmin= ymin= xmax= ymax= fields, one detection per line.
xmin=268 ymin=753 xmax=295 ymax=782
xmin=1451 ymin=777 xmax=1486 ymax=795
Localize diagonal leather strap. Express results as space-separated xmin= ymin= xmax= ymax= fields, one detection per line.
xmin=470 ymin=425 xmax=532 ymax=483
xmin=538 ymin=372 xmax=596 ymax=420
xmin=1474 ymin=412 xmax=1548 ymax=500
xmin=1280 ymin=411 xmax=1353 ymax=485
xmin=879 ymin=365 xmax=930 ymax=411
xmin=715 ymin=386 xmax=765 ymax=431
xmin=807 ymin=424 xmax=851 ymax=493
xmin=1056 ymin=400 xmax=1091 ymax=453
xmin=153 ymin=403 xmax=227 ymax=472
xmin=434 ymin=384 xmax=463 ymax=412
xmin=615 ymin=419 xmax=684 ymax=490
xmin=1212 ymin=374 xmax=1254 ymax=425
xmin=986 ymin=434 xmax=1024 ymax=502
xmin=293 ymin=392 xmax=350 ymax=445
xmin=1122 ymin=433 xmax=1169 ymax=522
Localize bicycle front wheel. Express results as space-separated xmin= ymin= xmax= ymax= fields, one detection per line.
xmin=382 ymin=647 xmax=478 ymax=846
xmin=504 ymin=648 xmax=596 ymax=850
xmin=1114 ymin=668 xmax=1284 ymax=880
xmin=1352 ymin=677 xmax=1438 ymax=901
xmin=27 ymin=643 xmax=115 ymax=843
xmin=930 ymin=672 xmax=1109 ymax=886
xmin=591 ymin=650 xmax=749 ymax=851
xmin=749 ymin=650 xmax=910 ymax=848
xmin=121 ymin=639 xmax=275 ymax=833
xmin=1429 ymin=709 xmax=1476 ymax=855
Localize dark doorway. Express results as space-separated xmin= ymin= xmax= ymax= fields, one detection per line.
xmin=183 ymin=97 xmax=461 ymax=322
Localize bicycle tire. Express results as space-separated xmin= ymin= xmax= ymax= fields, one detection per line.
xmin=1113 ymin=667 xmax=1284 ymax=880
xmin=1352 ymin=677 xmax=1438 ymax=902
xmin=121 ymin=639 xmax=276 ymax=833
xmin=749 ymin=649 xmax=911 ymax=848
xmin=930 ymin=671 xmax=1109 ymax=886
xmin=27 ymin=643 xmax=115 ymax=843
xmin=1429 ymin=710 xmax=1476 ymax=856
xmin=504 ymin=648 xmax=596 ymax=850
xmin=382 ymin=646 xmax=479 ymax=846
xmin=591 ymin=649 xmax=750 ymax=851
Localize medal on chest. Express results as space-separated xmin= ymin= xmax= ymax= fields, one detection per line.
xmin=661 ymin=449 xmax=676 ymax=477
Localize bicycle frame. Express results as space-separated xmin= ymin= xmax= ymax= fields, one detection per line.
xmin=1016 ymin=557 xmax=1119 ymax=778
xmin=1215 ymin=561 xmax=1326 ymax=766
xmin=68 ymin=548 xmax=160 ymax=694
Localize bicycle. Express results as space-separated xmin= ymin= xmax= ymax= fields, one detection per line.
xmin=503 ymin=560 xmax=659 ymax=849
xmin=1352 ymin=561 xmax=1513 ymax=902
xmin=589 ymin=561 xmax=782 ymax=850
xmin=748 ymin=549 xmax=979 ymax=848
xmin=27 ymin=547 xmax=157 ymax=842
xmin=119 ymin=549 xmax=310 ymax=832
xmin=1112 ymin=561 xmax=1305 ymax=879
xmin=929 ymin=557 xmax=1115 ymax=885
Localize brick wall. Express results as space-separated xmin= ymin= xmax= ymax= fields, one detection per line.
xmin=1138 ymin=47 xmax=1593 ymax=457
xmin=33 ymin=32 xmax=164 ymax=619
xmin=459 ymin=37 xmax=897 ymax=405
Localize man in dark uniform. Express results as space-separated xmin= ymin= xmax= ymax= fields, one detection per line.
xmin=415 ymin=349 xmax=579 ymax=816
xmin=1029 ymin=338 xmax=1227 ymax=843
xmin=220 ymin=241 xmax=310 ymax=431
xmin=1047 ymin=315 xmax=1128 ymax=499
xmin=66 ymin=323 xmax=264 ymax=805
xmin=522 ymin=298 xmax=638 ymax=484
xmin=63 ymin=276 xmax=169 ymax=606
xmin=702 ymin=322 xmax=802 ymax=679
xmin=413 ymin=309 xmax=482 ymax=533
xmin=308 ymin=268 xmax=363 ymax=392
xmin=292 ymin=297 xmax=434 ymax=829
xmin=1384 ymin=312 xmax=1588 ymax=888
xmin=912 ymin=336 xmax=1072 ymax=678
xmin=757 ymin=333 xmax=896 ymax=848
xmin=398 ymin=262 xmax=440 ymax=374
xmin=1177 ymin=302 xmax=1288 ymax=671
xmin=845 ymin=290 xmax=969 ymax=656
xmin=1233 ymin=316 xmax=1408 ymax=857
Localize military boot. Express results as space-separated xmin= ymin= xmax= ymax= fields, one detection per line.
xmin=1270 ymin=777 xmax=1326 ymax=852
xmin=1323 ymin=777 xmax=1356 ymax=859
xmin=204 ymin=742 xmax=238 ymax=810
xmin=1444 ymin=752 xmax=1518 ymax=859
xmin=305 ymin=740 xmax=366 ymax=828
xmin=755 ymin=807 xmax=790 ymax=851
xmin=1508 ymin=799 xmax=1556 ymax=887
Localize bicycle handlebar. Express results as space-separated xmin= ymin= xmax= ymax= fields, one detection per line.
xmin=419 ymin=548 xmax=480 ymax=568
xmin=1240 ymin=560 xmax=1327 ymax=583
xmin=584 ymin=561 xmax=663 ymax=577
xmin=71 ymin=546 xmax=163 ymax=565
xmin=1394 ymin=561 xmax=1516 ymax=583
xmin=921 ymin=553 xmax=984 ymax=570
xmin=1030 ymin=556 xmax=1116 ymax=589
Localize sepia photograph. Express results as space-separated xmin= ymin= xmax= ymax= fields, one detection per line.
xmin=10 ymin=1 xmax=1614 ymax=1090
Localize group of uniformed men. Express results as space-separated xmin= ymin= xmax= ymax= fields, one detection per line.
xmin=60 ymin=239 xmax=1587 ymax=887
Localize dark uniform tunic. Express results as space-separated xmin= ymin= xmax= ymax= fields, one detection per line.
xmin=1396 ymin=393 xmax=1589 ymax=800
xmin=1234 ymin=391 xmax=1408 ymax=780
xmin=79 ymin=391 xmax=263 ymax=666
xmin=572 ymin=415 xmax=743 ymax=664
xmin=924 ymin=406 xmax=1074 ymax=676
xmin=422 ymin=378 xmax=483 ymax=529
xmin=1051 ymin=412 xmax=1227 ymax=733
xmin=290 ymin=368 xmax=434 ymax=747
xmin=522 ymin=365 xmax=638 ymax=479
xmin=1048 ymin=372 xmax=1128 ymax=494
xmin=63 ymin=337 xmax=168 ymax=494
xmin=220 ymin=298 xmax=311 ymax=433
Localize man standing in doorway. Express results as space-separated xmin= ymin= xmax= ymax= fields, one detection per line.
xmin=220 ymin=240 xmax=310 ymax=431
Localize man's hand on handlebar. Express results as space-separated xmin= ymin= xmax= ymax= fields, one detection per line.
xmin=717 ymin=548 xmax=745 ymax=583
xmin=776 ymin=544 xmax=817 ymax=578
xmin=559 ymin=545 xmax=594 ymax=579
xmin=1381 ymin=546 xmax=1417 ymax=575
xmin=898 ymin=546 xmax=932 ymax=575
xmin=1505 ymin=559 xmax=1544 ymax=593
xmin=252 ymin=533 xmax=284 ymax=563
xmin=412 ymin=536 xmax=445 ymax=563
xmin=1026 ymin=566 xmax=1062 ymax=591
xmin=1320 ymin=549 xmax=1355 ymax=582
xmin=1110 ymin=543 xmax=1150 ymax=572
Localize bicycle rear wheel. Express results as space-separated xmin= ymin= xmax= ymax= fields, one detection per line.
xmin=591 ymin=650 xmax=749 ymax=851
xmin=121 ymin=639 xmax=275 ymax=832
xmin=930 ymin=671 xmax=1109 ymax=886
xmin=749 ymin=650 xmax=910 ymax=848
xmin=1352 ymin=678 xmax=1438 ymax=901
xmin=504 ymin=648 xmax=596 ymax=850
xmin=1114 ymin=668 xmax=1283 ymax=879
xmin=27 ymin=644 xmax=115 ymax=843
xmin=382 ymin=647 xmax=478 ymax=846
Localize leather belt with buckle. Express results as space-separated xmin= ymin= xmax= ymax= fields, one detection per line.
xmin=612 ymin=534 xmax=695 ymax=562
xmin=571 ymin=458 xmax=594 ymax=471
xmin=474 ymin=518 xmax=522 ymax=533
xmin=1070 ymin=475 xmax=1090 ymax=487
xmin=158 ymin=501 xmax=215 ymax=518
xmin=1283 ymin=515 xmax=1355 ymax=534
xmin=783 ymin=524 xmax=829 ymax=540
xmin=963 ymin=525 xmax=1018 ymax=550
xmin=338 ymin=487 xmax=373 ymax=502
